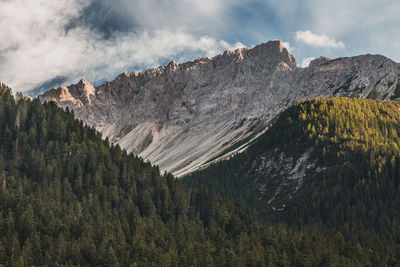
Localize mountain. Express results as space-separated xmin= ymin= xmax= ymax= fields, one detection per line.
xmin=39 ymin=40 xmax=400 ymax=176
xmin=0 ymin=84 xmax=388 ymax=266
xmin=184 ymin=97 xmax=400 ymax=255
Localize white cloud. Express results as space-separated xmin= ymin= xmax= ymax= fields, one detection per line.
xmin=282 ymin=41 xmax=292 ymax=52
xmin=0 ymin=0 xmax=246 ymax=92
xmin=295 ymin=30 xmax=345 ymax=48
xmin=301 ymin=57 xmax=315 ymax=68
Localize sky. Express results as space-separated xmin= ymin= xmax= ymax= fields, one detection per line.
xmin=0 ymin=0 xmax=399 ymax=94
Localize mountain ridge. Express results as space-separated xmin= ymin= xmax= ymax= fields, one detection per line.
xmin=39 ymin=40 xmax=400 ymax=176
xmin=1 ymin=83 xmax=391 ymax=266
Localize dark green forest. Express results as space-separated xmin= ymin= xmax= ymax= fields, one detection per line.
xmin=0 ymin=83 xmax=395 ymax=266
xmin=184 ymin=97 xmax=400 ymax=262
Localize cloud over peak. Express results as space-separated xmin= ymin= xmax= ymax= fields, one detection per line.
xmin=295 ymin=30 xmax=345 ymax=49
xmin=301 ymin=57 xmax=316 ymax=68
xmin=0 ymin=0 xmax=245 ymax=93
xmin=2 ymin=0 xmax=399 ymax=93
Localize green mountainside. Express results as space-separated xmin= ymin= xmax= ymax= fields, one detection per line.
xmin=184 ymin=97 xmax=400 ymax=258
xmin=0 ymin=85 xmax=388 ymax=265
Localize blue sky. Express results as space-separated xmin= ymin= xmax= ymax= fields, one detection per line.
xmin=0 ymin=0 xmax=399 ymax=93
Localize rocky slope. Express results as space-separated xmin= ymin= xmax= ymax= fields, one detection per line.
xmin=39 ymin=40 xmax=400 ymax=176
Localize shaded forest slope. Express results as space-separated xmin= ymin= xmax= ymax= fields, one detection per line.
xmin=184 ymin=97 xmax=400 ymax=257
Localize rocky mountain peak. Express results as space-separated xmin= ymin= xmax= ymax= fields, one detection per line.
xmin=77 ymin=78 xmax=93 ymax=88
xmin=165 ymin=60 xmax=179 ymax=72
xmin=39 ymin=78 xmax=95 ymax=108
xmin=249 ymin=40 xmax=297 ymax=68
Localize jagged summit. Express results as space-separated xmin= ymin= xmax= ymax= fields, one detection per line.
xmin=249 ymin=40 xmax=297 ymax=67
xmin=40 ymin=78 xmax=95 ymax=107
xmin=39 ymin=40 xmax=400 ymax=176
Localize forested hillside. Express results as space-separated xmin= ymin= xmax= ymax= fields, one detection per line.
xmin=0 ymin=84 xmax=388 ymax=265
xmin=184 ymin=97 xmax=400 ymax=259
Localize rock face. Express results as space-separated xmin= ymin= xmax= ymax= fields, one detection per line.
xmin=252 ymin=146 xmax=323 ymax=211
xmin=39 ymin=40 xmax=400 ymax=176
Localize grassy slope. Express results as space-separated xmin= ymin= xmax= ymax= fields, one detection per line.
xmin=184 ymin=97 xmax=400 ymax=256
